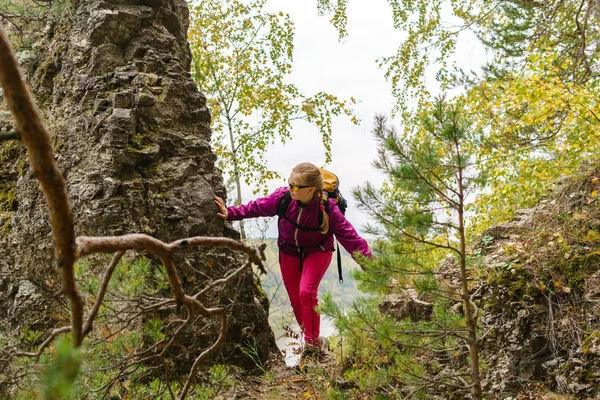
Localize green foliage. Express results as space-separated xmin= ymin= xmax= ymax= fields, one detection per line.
xmin=143 ymin=318 xmax=165 ymax=342
xmin=108 ymin=256 xmax=168 ymax=296
xmin=9 ymin=254 xmax=181 ymax=398
xmin=41 ymin=337 xmax=81 ymax=400
xmin=355 ymin=97 xmax=483 ymax=256
xmin=0 ymin=215 xmax=11 ymax=239
xmin=72 ymin=331 xmax=148 ymax=398
xmin=0 ymin=181 xmax=17 ymax=212
xmin=473 ymin=0 xmax=537 ymax=58
xmin=474 ymin=0 xmax=599 ymax=82
xmin=317 ymin=0 xmax=600 ymax=237
xmin=19 ymin=327 xmax=44 ymax=346
xmin=321 ymin=294 xmax=465 ymax=398
xmin=316 ymin=0 xmax=349 ymax=39
xmin=188 ymin=0 xmax=358 ymax=201
xmin=318 ymin=0 xmax=599 ymax=111
xmin=463 ymin=51 xmax=600 ymax=231
xmin=74 ymin=259 xmax=99 ymax=296
xmin=1 ymin=0 xmax=71 ymax=51
xmin=208 ymin=364 xmax=234 ymax=393
xmin=319 ymin=97 xmax=485 ymax=397
xmin=0 ymin=141 xmax=24 ymax=225
xmin=325 ymin=387 xmax=349 ymax=400
xmin=0 ymin=0 xmax=68 ymax=15
xmin=240 ymin=340 xmax=266 ymax=374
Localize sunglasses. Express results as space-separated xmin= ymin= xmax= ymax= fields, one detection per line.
xmin=289 ymin=183 xmax=312 ymax=191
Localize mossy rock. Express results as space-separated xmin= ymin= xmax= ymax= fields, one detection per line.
xmin=0 ymin=182 xmax=17 ymax=212
xmin=555 ymin=251 xmax=600 ymax=293
xmin=0 ymin=216 xmax=11 ymax=240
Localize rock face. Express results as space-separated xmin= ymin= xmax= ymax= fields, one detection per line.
xmin=0 ymin=0 xmax=277 ymax=370
xmin=476 ymin=165 xmax=600 ymax=398
xmin=372 ymin=164 xmax=600 ymax=399
xmin=379 ymin=289 xmax=433 ymax=322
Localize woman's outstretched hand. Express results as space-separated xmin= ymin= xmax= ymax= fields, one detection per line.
xmin=215 ymin=196 xmax=228 ymax=220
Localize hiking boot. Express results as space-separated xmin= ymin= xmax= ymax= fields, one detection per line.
xmin=318 ymin=336 xmax=330 ymax=352
xmin=299 ymin=342 xmax=320 ymax=362
xmin=296 ymin=339 xmax=332 ymax=370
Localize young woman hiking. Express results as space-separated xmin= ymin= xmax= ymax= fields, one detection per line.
xmin=215 ymin=162 xmax=373 ymax=361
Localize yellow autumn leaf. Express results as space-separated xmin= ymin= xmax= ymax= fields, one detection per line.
xmin=584 ymin=230 xmax=600 ymax=242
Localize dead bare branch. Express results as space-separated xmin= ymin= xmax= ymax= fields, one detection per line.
xmin=0 ymin=24 xmax=83 ymax=346
xmin=11 ymin=326 xmax=72 ymax=362
xmin=0 ymin=130 xmax=19 ymax=141
xmin=180 ymin=312 xmax=227 ymax=399
xmin=82 ymin=251 xmax=125 ymax=337
xmin=75 ymin=235 xmax=267 ymax=272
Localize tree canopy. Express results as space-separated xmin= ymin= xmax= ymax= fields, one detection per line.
xmin=189 ymin=0 xmax=358 ymax=210
xmin=317 ymin=0 xmax=600 ymax=231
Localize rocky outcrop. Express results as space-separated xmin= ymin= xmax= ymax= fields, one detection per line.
xmin=371 ymin=164 xmax=600 ymax=399
xmin=0 ymin=0 xmax=276 ymax=370
xmin=477 ymin=164 xmax=600 ymax=398
xmin=379 ymin=289 xmax=433 ymax=322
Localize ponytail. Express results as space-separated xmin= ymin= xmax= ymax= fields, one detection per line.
xmin=320 ymin=193 xmax=329 ymax=234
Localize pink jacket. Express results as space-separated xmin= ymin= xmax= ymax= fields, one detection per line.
xmin=227 ymin=187 xmax=373 ymax=259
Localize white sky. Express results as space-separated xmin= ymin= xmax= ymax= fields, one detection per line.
xmin=235 ymin=0 xmax=486 ymax=238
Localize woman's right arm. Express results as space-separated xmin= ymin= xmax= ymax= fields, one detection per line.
xmin=216 ymin=187 xmax=288 ymax=221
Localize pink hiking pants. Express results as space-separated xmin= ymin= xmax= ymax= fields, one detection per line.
xmin=279 ymin=251 xmax=333 ymax=346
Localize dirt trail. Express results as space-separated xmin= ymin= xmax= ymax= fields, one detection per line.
xmin=215 ymin=355 xmax=343 ymax=399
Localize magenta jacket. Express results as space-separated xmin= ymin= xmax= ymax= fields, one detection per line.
xmin=227 ymin=187 xmax=373 ymax=259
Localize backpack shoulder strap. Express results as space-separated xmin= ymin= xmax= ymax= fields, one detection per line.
xmin=277 ymin=191 xmax=321 ymax=231
xmin=337 ymin=244 xmax=343 ymax=284
xmin=277 ymin=191 xmax=292 ymax=219
xmin=336 ymin=192 xmax=347 ymax=215
xmin=323 ymin=196 xmax=343 ymax=284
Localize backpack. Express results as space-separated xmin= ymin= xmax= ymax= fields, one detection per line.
xmin=320 ymin=168 xmax=348 ymax=215
xmin=276 ymin=168 xmax=347 ymax=283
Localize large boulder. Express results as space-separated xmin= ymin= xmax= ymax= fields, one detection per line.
xmin=0 ymin=0 xmax=277 ymax=373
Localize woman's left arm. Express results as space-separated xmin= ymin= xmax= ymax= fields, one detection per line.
xmin=328 ymin=201 xmax=373 ymax=260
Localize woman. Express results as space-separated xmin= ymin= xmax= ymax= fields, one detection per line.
xmin=215 ymin=162 xmax=372 ymax=360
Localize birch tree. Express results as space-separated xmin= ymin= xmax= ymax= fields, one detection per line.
xmin=189 ymin=0 xmax=358 ymax=239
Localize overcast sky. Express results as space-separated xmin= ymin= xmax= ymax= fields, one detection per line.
xmin=235 ymin=0 xmax=486 ymax=238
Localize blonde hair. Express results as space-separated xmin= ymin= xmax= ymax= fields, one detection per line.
xmin=292 ymin=163 xmax=329 ymax=234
